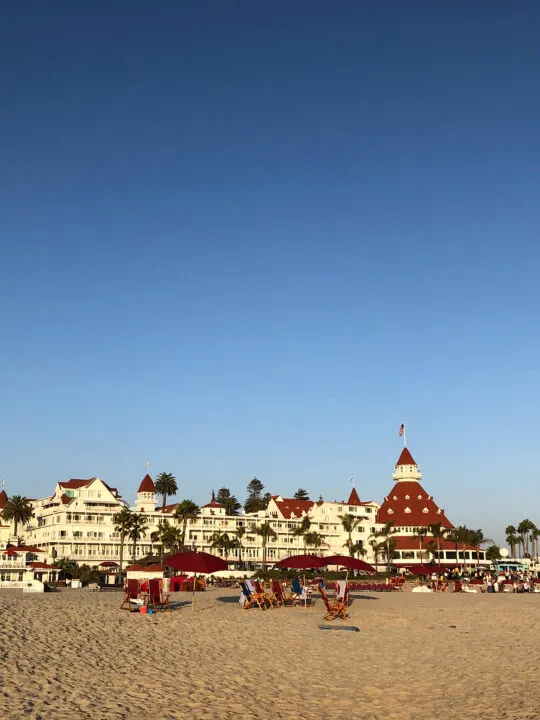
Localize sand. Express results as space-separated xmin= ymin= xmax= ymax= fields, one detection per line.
xmin=1 ymin=586 xmax=540 ymax=719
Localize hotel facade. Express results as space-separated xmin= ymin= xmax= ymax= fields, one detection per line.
xmin=0 ymin=447 xmax=485 ymax=579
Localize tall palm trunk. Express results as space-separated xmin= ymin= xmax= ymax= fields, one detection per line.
xmin=119 ymin=532 xmax=125 ymax=578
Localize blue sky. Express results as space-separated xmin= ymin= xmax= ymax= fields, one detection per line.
xmin=1 ymin=2 xmax=539 ymax=542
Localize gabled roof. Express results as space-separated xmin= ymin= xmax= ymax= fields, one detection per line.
xmin=30 ymin=561 xmax=56 ymax=570
xmin=58 ymin=477 xmax=119 ymax=498
xmin=137 ymin=474 xmax=155 ymax=493
xmin=59 ymin=478 xmax=94 ymax=489
xmin=376 ymin=481 xmax=453 ymax=528
xmin=158 ymin=503 xmax=179 ymax=514
xmin=202 ymin=498 xmax=224 ymax=509
xmin=396 ymin=448 xmax=417 ymax=466
xmin=273 ymin=498 xmax=315 ymax=519
xmin=0 ymin=489 xmax=8 ymax=509
xmin=6 ymin=543 xmax=44 ymax=553
xmin=346 ymin=487 xmax=362 ymax=506
xmin=60 ymin=493 xmax=74 ymax=505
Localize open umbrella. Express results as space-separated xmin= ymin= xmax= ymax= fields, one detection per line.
xmin=273 ymin=555 xmax=327 ymax=606
xmin=165 ymin=550 xmax=228 ymax=610
xmin=273 ymin=554 xmax=327 ymax=570
xmin=324 ymin=555 xmax=376 ymax=591
xmin=405 ymin=564 xmax=444 ymax=576
xmin=324 ymin=555 xmax=376 ymax=573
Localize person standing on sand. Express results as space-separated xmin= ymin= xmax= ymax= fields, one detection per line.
xmin=431 ymin=571 xmax=438 ymax=592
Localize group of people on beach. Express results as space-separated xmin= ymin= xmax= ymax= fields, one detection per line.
xmin=424 ymin=568 xmax=540 ymax=593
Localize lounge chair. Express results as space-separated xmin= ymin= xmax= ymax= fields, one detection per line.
xmin=120 ymin=579 xmax=141 ymax=610
xmin=240 ymin=581 xmax=267 ymax=610
xmin=318 ymin=587 xmax=348 ymax=621
xmin=253 ymin=580 xmax=276 ymax=608
xmin=271 ymin=580 xmax=295 ymax=606
xmin=147 ymin=578 xmax=171 ymax=612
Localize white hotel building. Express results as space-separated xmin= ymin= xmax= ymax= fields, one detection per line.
xmin=1 ymin=447 xmax=483 ymax=573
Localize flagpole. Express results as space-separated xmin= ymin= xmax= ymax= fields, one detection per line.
xmin=403 ymin=424 xmax=407 ymax=448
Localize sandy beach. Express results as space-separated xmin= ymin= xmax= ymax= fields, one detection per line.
xmin=1 ymin=587 xmax=540 ymax=720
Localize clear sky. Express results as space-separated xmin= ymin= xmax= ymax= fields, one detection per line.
xmin=1 ymin=2 xmax=539 ymax=542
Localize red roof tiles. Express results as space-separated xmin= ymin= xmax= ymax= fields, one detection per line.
xmin=6 ymin=543 xmax=44 ymax=553
xmin=376 ymin=481 xmax=453 ymax=528
xmin=392 ymin=536 xmax=474 ymax=551
xmin=60 ymin=493 xmax=74 ymax=505
xmin=59 ymin=479 xmax=95 ymax=489
xmin=273 ymin=498 xmax=315 ymax=519
xmin=396 ymin=447 xmax=417 ymax=466
xmin=0 ymin=490 xmax=8 ymax=509
xmin=202 ymin=499 xmax=225 ymax=509
xmin=346 ymin=488 xmax=362 ymax=506
xmin=125 ymin=564 xmax=163 ymax=573
xmin=30 ymin=562 xmax=56 ymax=570
xmin=137 ymin=474 xmax=155 ymax=493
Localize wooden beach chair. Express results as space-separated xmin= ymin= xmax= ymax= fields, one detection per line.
xmin=271 ymin=580 xmax=294 ymax=606
xmin=318 ymin=587 xmax=348 ymax=622
xmin=240 ymin=581 xmax=267 ymax=611
xmin=120 ymin=579 xmax=140 ymax=610
xmin=253 ymin=580 xmax=276 ymax=608
xmin=147 ymin=579 xmax=171 ymax=612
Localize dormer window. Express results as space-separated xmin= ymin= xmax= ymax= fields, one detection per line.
xmin=405 ymin=495 xmax=410 ymax=500
xmin=417 ymin=495 xmax=422 ymax=499
xmin=404 ymin=507 xmax=411 ymax=514
xmin=422 ymin=508 xmax=429 ymax=514
xmin=388 ymin=508 xmax=394 ymax=514
xmin=393 ymin=496 xmax=398 ymax=500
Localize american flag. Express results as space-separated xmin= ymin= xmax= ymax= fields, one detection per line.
xmin=398 ymin=423 xmax=405 ymax=437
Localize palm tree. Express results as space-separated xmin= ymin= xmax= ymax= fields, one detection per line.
xmin=235 ymin=526 xmax=246 ymax=566
xmin=485 ymin=545 xmax=502 ymax=564
xmin=173 ymin=500 xmax=200 ymax=546
xmin=304 ymin=531 xmax=325 ymax=552
xmin=448 ymin=525 xmax=471 ymax=569
xmin=254 ymin=521 xmax=277 ymax=567
xmin=128 ymin=514 xmax=149 ymax=562
xmin=350 ymin=541 xmax=366 ymax=559
xmin=210 ymin=532 xmax=233 ymax=560
xmin=1 ymin=495 xmax=34 ymax=537
xmin=517 ymin=519 xmax=535 ymax=558
xmin=412 ymin=527 xmax=429 ymax=561
xmin=370 ymin=522 xmax=398 ymax=573
xmin=292 ymin=516 xmax=311 ymax=550
xmin=505 ymin=532 xmax=519 ymax=558
xmin=154 ymin=472 xmax=178 ymax=511
xmin=467 ymin=529 xmax=493 ymax=566
xmin=113 ymin=506 xmax=134 ymax=578
xmin=531 ymin=526 xmax=540 ymax=562
xmin=369 ymin=538 xmax=384 ymax=571
xmin=151 ymin=520 xmax=175 ymax=567
xmin=428 ymin=523 xmax=450 ymax=563
xmin=341 ymin=513 xmax=361 ymax=556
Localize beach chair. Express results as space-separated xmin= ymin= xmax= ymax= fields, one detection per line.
xmin=253 ymin=580 xmax=276 ymax=608
xmin=147 ymin=579 xmax=171 ymax=612
xmin=291 ymin=578 xmax=313 ymax=606
xmin=336 ymin=580 xmax=351 ymax=606
xmin=318 ymin=587 xmax=347 ymax=621
xmin=240 ymin=581 xmax=267 ymax=610
xmin=271 ymin=579 xmax=294 ymax=606
xmin=120 ymin=579 xmax=140 ymax=610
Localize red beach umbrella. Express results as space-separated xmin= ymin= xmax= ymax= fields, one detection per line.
xmin=324 ymin=555 xmax=376 ymax=573
xmin=165 ymin=551 xmax=228 ymax=610
xmin=273 ymin=554 xmax=327 ymax=569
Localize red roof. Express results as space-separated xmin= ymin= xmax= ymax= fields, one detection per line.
xmin=99 ymin=561 xmax=119 ymax=567
xmin=137 ymin=474 xmax=155 ymax=493
xmin=59 ymin=478 xmax=94 ymax=489
xmin=158 ymin=503 xmax=179 ymax=513
xmin=346 ymin=488 xmax=362 ymax=506
xmin=393 ymin=536 xmax=472 ymax=551
xmin=273 ymin=498 xmax=315 ymax=519
xmin=376 ymin=481 xmax=453 ymax=528
xmin=60 ymin=493 xmax=74 ymax=505
xmin=0 ymin=490 xmax=8 ymax=509
xmin=30 ymin=562 xmax=56 ymax=570
xmin=202 ymin=498 xmax=224 ymax=509
xmin=396 ymin=447 xmax=417 ymax=466
xmin=6 ymin=543 xmax=44 ymax=553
